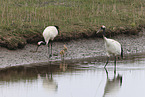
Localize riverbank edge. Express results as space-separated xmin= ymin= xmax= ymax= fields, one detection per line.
xmin=0 ymin=24 xmax=145 ymax=50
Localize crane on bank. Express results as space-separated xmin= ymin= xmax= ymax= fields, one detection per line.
xmin=36 ymin=26 xmax=59 ymax=58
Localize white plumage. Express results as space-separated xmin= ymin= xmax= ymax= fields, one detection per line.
xmin=36 ymin=26 xmax=59 ymax=58
xmin=104 ymin=37 xmax=122 ymax=57
xmin=97 ymin=25 xmax=123 ymax=68
xmin=43 ymin=26 xmax=58 ymax=44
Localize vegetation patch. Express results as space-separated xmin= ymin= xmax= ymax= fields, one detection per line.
xmin=0 ymin=0 xmax=145 ymax=49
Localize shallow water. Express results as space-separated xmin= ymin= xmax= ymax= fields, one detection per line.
xmin=0 ymin=54 xmax=145 ymax=97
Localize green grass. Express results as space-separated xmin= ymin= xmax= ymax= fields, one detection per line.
xmin=0 ymin=0 xmax=145 ymax=49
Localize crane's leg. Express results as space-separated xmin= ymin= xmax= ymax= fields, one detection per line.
xmin=104 ymin=57 xmax=109 ymax=68
xmin=48 ymin=42 xmax=50 ymax=58
xmin=50 ymin=41 xmax=53 ymax=57
xmin=104 ymin=68 xmax=109 ymax=79
xmin=114 ymin=56 xmax=116 ymax=67
xmin=48 ymin=41 xmax=52 ymax=58
xmin=114 ymin=56 xmax=117 ymax=74
xmin=114 ymin=67 xmax=116 ymax=78
xmin=48 ymin=42 xmax=52 ymax=58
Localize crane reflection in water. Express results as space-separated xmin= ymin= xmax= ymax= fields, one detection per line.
xmin=38 ymin=73 xmax=58 ymax=92
xmin=103 ymin=68 xmax=123 ymax=97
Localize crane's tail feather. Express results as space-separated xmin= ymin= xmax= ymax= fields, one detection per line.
xmin=121 ymin=46 xmax=123 ymax=59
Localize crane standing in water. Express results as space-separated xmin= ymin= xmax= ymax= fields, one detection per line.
xmin=36 ymin=26 xmax=59 ymax=58
xmin=96 ymin=25 xmax=123 ymax=68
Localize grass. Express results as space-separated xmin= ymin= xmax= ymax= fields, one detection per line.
xmin=0 ymin=0 xmax=145 ymax=49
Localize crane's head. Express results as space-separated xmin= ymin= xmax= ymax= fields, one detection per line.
xmin=36 ymin=41 xmax=46 ymax=52
xmin=101 ymin=25 xmax=106 ymax=29
xmin=96 ymin=25 xmax=106 ymax=34
xmin=37 ymin=41 xmax=46 ymax=46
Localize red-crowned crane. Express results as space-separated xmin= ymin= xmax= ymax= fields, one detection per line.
xmin=36 ymin=26 xmax=59 ymax=58
xmin=96 ymin=25 xmax=123 ymax=68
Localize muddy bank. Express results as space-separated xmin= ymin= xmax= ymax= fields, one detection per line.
xmin=0 ymin=28 xmax=145 ymax=68
xmin=0 ymin=25 xmax=144 ymax=50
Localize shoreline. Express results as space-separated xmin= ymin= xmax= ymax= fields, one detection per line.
xmin=0 ymin=28 xmax=145 ymax=68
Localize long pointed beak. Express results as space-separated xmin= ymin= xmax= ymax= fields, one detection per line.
xmin=36 ymin=46 xmax=39 ymax=52
xmin=96 ymin=28 xmax=101 ymax=34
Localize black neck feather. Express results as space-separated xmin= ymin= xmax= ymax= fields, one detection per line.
xmin=103 ymin=29 xmax=106 ymax=36
xmin=54 ymin=25 xmax=59 ymax=33
xmin=41 ymin=41 xmax=46 ymax=45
